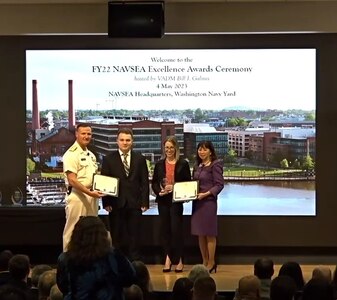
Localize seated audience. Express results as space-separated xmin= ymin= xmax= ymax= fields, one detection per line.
xmin=29 ymin=265 xmax=52 ymax=298
xmin=0 ymin=250 xmax=14 ymax=286
xmin=311 ymin=265 xmax=332 ymax=282
xmin=172 ymin=277 xmax=193 ymax=300
xmin=30 ymin=265 xmax=52 ymax=288
xmin=49 ymin=284 xmax=63 ymax=300
xmin=124 ymin=284 xmax=143 ymax=300
xmin=270 ymin=275 xmax=297 ymax=300
xmin=302 ymin=277 xmax=334 ymax=300
xmin=37 ymin=270 xmax=56 ymax=300
xmin=192 ymin=276 xmax=217 ymax=300
xmin=57 ymin=216 xmax=136 ymax=300
xmin=254 ymin=258 xmax=274 ymax=299
xmin=278 ymin=261 xmax=305 ymax=292
xmin=235 ymin=275 xmax=261 ymax=300
xmin=187 ymin=264 xmax=210 ymax=284
xmin=6 ymin=254 xmax=35 ymax=300
xmin=131 ymin=261 xmax=157 ymax=300
xmin=0 ymin=284 xmax=28 ymax=300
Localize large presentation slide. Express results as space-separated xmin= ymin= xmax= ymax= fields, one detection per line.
xmin=26 ymin=49 xmax=316 ymax=216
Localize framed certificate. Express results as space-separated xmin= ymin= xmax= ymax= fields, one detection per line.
xmin=93 ymin=174 xmax=119 ymax=196
xmin=172 ymin=180 xmax=199 ymax=202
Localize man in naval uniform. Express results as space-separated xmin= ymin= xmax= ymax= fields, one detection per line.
xmin=62 ymin=123 xmax=103 ymax=251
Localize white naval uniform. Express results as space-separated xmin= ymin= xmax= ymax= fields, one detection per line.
xmin=62 ymin=141 xmax=99 ymax=251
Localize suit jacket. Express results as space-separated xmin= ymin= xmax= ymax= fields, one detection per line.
xmin=151 ymin=158 xmax=191 ymax=204
xmin=101 ymin=151 xmax=149 ymax=209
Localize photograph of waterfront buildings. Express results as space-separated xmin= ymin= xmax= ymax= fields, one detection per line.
xmin=25 ymin=49 xmax=315 ymax=216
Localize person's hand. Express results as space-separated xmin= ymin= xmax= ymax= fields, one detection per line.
xmin=164 ymin=184 xmax=173 ymax=193
xmin=197 ymin=191 xmax=210 ymax=200
xmin=159 ymin=190 xmax=166 ymax=196
xmin=90 ymin=190 xmax=105 ymax=198
xmin=104 ymin=205 xmax=112 ymax=212
xmin=141 ymin=207 xmax=148 ymax=213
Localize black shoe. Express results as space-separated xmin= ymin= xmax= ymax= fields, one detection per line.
xmin=163 ymin=264 xmax=172 ymax=273
xmin=209 ymin=264 xmax=217 ymax=274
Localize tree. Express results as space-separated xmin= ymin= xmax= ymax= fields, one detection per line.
xmin=194 ymin=108 xmax=205 ymax=122
xmin=224 ymin=148 xmax=237 ymax=165
xmin=302 ymin=155 xmax=315 ymax=170
xmin=280 ymin=158 xmax=289 ymax=169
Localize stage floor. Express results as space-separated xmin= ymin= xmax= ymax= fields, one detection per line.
xmin=148 ymin=264 xmax=336 ymax=292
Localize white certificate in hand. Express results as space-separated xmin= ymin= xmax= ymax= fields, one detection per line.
xmin=172 ymin=181 xmax=199 ymax=202
xmin=93 ymin=174 xmax=119 ymax=196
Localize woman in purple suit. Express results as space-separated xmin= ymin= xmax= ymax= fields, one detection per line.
xmin=192 ymin=141 xmax=224 ymax=274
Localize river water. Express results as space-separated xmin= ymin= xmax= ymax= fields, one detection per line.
xmin=142 ymin=181 xmax=315 ymax=216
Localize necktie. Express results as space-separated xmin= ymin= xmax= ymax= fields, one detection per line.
xmin=123 ymin=153 xmax=129 ymax=176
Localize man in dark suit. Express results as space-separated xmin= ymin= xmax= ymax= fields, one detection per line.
xmin=101 ymin=127 xmax=149 ymax=261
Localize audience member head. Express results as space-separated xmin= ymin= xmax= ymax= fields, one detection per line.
xmin=49 ymin=284 xmax=63 ymax=300
xmin=30 ymin=264 xmax=52 ymax=287
xmin=0 ymin=285 xmax=27 ymax=300
xmin=8 ymin=254 xmax=30 ymax=282
xmin=124 ymin=284 xmax=143 ymax=300
xmin=192 ymin=276 xmax=216 ymax=300
xmin=172 ymin=277 xmax=193 ymax=300
xmin=312 ymin=265 xmax=332 ymax=282
xmin=237 ymin=275 xmax=261 ymax=300
xmin=67 ymin=216 xmax=111 ymax=266
xmin=278 ymin=261 xmax=305 ymax=290
xmin=254 ymin=258 xmax=274 ymax=280
xmin=187 ymin=264 xmax=210 ymax=284
xmin=0 ymin=250 xmax=13 ymax=271
xmin=131 ymin=261 xmax=152 ymax=294
xmin=37 ymin=270 xmax=56 ymax=300
xmin=302 ymin=277 xmax=334 ymax=300
xmin=270 ymin=275 xmax=297 ymax=300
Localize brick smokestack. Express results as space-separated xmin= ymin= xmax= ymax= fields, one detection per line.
xmin=68 ymin=80 xmax=75 ymax=131
xmin=32 ymin=79 xmax=40 ymax=130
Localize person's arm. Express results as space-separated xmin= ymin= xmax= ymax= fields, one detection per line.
xmin=208 ymin=160 xmax=225 ymax=196
xmin=66 ymin=171 xmax=103 ymax=198
xmin=100 ymin=155 xmax=114 ymax=212
xmin=151 ymin=162 xmax=161 ymax=196
xmin=140 ymin=156 xmax=150 ymax=211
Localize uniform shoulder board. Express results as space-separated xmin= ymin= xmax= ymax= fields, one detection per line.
xmin=69 ymin=145 xmax=78 ymax=152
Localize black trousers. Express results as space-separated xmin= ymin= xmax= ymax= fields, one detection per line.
xmin=158 ymin=202 xmax=184 ymax=264
xmin=108 ymin=206 xmax=142 ymax=261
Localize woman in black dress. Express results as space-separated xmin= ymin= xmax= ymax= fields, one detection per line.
xmin=152 ymin=136 xmax=191 ymax=273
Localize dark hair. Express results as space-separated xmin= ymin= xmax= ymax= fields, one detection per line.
xmin=193 ymin=276 xmax=216 ymax=299
xmin=278 ymin=261 xmax=305 ymax=290
xmin=196 ymin=141 xmax=217 ymax=165
xmin=67 ymin=216 xmax=111 ymax=266
xmin=131 ymin=261 xmax=151 ymax=295
xmin=302 ymin=277 xmax=334 ymax=300
xmin=117 ymin=127 xmax=133 ymax=139
xmin=8 ymin=254 xmax=30 ymax=281
xmin=270 ymin=275 xmax=297 ymax=300
xmin=172 ymin=277 xmax=193 ymax=300
xmin=0 ymin=250 xmax=13 ymax=271
xmin=76 ymin=123 xmax=92 ymax=131
xmin=254 ymin=258 xmax=274 ymax=279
